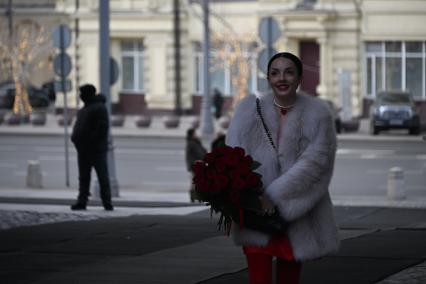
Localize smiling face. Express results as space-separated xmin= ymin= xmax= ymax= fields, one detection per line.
xmin=267 ymin=57 xmax=301 ymax=99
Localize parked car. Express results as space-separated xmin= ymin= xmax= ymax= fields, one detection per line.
xmin=0 ymin=81 xmax=52 ymax=109
xmin=370 ymin=90 xmax=420 ymax=135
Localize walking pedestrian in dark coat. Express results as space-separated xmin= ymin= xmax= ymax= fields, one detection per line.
xmin=70 ymin=84 xmax=113 ymax=211
xmin=211 ymin=131 xmax=226 ymax=151
xmin=185 ymin=128 xmax=207 ymax=202
xmin=212 ymin=88 xmax=224 ymax=119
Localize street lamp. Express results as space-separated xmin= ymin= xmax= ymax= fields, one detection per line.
xmin=200 ymin=0 xmax=214 ymax=137
xmin=173 ymin=0 xmax=182 ymax=116
xmin=99 ymin=0 xmax=119 ymax=197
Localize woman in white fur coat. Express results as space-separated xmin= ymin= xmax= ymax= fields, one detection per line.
xmin=226 ymin=52 xmax=340 ymax=284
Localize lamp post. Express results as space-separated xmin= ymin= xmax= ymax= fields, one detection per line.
xmin=173 ymin=0 xmax=182 ymax=115
xmin=99 ymin=0 xmax=119 ymax=197
xmin=200 ymin=0 xmax=214 ymax=137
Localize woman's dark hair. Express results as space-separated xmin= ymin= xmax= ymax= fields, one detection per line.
xmin=267 ymin=52 xmax=303 ymax=78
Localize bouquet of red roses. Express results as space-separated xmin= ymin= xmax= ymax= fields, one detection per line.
xmin=192 ymin=145 xmax=263 ymax=234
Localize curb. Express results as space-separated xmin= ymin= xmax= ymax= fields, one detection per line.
xmin=1 ymin=128 xmax=424 ymax=142
xmin=0 ymin=196 xmax=200 ymax=208
xmin=1 ymin=194 xmax=426 ymax=210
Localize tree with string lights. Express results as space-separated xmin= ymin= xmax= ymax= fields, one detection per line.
xmin=211 ymin=32 xmax=255 ymax=104
xmin=0 ymin=20 xmax=53 ymax=117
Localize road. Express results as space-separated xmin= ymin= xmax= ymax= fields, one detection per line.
xmin=332 ymin=140 xmax=426 ymax=198
xmin=0 ymin=135 xmax=425 ymax=199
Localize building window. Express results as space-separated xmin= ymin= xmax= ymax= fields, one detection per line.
xmin=193 ymin=43 xmax=257 ymax=96
xmin=121 ymin=40 xmax=144 ymax=92
xmin=365 ymin=41 xmax=426 ymax=100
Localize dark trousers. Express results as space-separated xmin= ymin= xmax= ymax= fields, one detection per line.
xmin=77 ymin=151 xmax=112 ymax=205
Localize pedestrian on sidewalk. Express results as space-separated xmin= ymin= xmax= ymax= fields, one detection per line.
xmin=70 ymin=84 xmax=113 ymax=211
xmin=211 ymin=131 xmax=226 ymax=151
xmin=212 ymin=88 xmax=224 ymax=119
xmin=226 ymin=52 xmax=339 ymax=283
xmin=185 ymin=128 xmax=207 ymax=202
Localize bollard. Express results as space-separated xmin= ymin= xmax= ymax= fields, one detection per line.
xmin=26 ymin=160 xmax=43 ymax=188
xmin=387 ymin=167 xmax=406 ymax=200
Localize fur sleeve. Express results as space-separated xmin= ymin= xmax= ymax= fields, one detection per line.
xmin=225 ymin=94 xmax=257 ymax=148
xmin=265 ymin=110 xmax=337 ymax=221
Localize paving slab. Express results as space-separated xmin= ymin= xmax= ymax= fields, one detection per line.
xmin=201 ymin=229 xmax=426 ymax=284
xmin=31 ymin=236 xmax=245 ymax=284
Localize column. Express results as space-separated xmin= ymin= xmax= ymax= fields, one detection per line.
xmin=316 ymin=36 xmax=329 ymax=98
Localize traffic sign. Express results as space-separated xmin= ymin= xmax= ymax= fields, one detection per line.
xmin=52 ymin=25 xmax=72 ymax=49
xmin=54 ymin=79 xmax=72 ymax=93
xmin=258 ymin=47 xmax=277 ymax=75
xmin=53 ymin=53 xmax=72 ymax=78
xmin=258 ymin=17 xmax=280 ymax=44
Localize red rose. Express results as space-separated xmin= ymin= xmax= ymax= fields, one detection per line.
xmin=242 ymin=155 xmax=253 ymax=169
xmin=217 ymin=174 xmax=229 ymax=188
xmin=204 ymin=152 xmax=216 ymax=165
xmin=211 ymin=174 xmax=229 ymax=193
xmin=214 ymin=158 xmax=227 ymax=173
xmin=231 ymin=176 xmax=246 ymax=191
xmin=206 ymin=169 xmax=218 ymax=183
xmin=214 ymin=146 xmax=233 ymax=157
xmin=225 ymin=153 xmax=240 ymax=168
xmin=192 ymin=161 xmax=206 ymax=176
xmin=246 ymin=172 xmax=261 ymax=188
xmin=228 ymin=189 xmax=242 ymax=203
xmin=233 ymin=147 xmax=246 ymax=160
xmin=225 ymin=147 xmax=245 ymax=168
xmin=194 ymin=179 xmax=211 ymax=193
xmin=193 ymin=173 xmax=205 ymax=185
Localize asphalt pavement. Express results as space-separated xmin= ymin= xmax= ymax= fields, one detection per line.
xmin=0 ymin=114 xmax=426 ymax=283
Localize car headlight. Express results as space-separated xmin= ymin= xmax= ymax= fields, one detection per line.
xmin=377 ymin=106 xmax=387 ymax=117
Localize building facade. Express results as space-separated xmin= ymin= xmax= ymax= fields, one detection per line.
xmin=1 ymin=0 xmax=426 ymax=123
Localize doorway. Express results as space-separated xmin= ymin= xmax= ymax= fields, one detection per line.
xmin=299 ymin=41 xmax=320 ymax=96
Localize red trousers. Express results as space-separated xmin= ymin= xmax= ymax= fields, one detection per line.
xmin=245 ymin=253 xmax=302 ymax=284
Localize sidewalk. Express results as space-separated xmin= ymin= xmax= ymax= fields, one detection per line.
xmin=0 ymin=114 xmax=424 ymax=142
xmin=0 ymin=202 xmax=425 ymax=283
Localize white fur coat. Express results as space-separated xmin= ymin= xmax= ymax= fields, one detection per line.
xmin=225 ymin=92 xmax=340 ymax=261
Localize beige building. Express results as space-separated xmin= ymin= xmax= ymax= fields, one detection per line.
xmin=1 ymin=0 xmax=426 ymax=123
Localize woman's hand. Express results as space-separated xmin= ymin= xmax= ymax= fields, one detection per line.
xmin=259 ymin=195 xmax=275 ymax=215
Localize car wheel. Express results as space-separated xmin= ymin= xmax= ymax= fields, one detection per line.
xmin=370 ymin=121 xmax=378 ymax=135
xmin=371 ymin=126 xmax=380 ymax=135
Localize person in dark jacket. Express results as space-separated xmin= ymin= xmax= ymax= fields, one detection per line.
xmin=185 ymin=128 xmax=207 ymax=202
xmin=211 ymin=131 xmax=226 ymax=151
xmin=212 ymin=88 xmax=224 ymax=119
xmin=71 ymin=84 xmax=113 ymax=211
